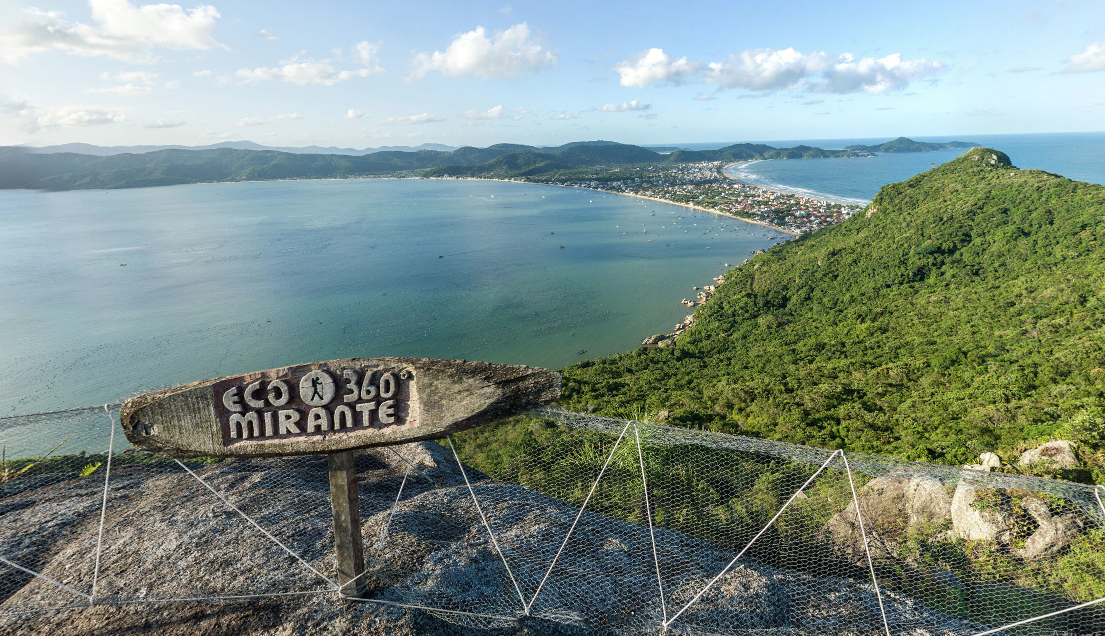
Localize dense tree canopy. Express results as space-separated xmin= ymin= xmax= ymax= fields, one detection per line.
xmin=561 ymin=148 xmax=1105 ymax=478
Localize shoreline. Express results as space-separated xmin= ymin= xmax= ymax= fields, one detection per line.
xmin=721 ymin=160 xmax=872 ymax=207
xmin=428 ymin=176 xmax=802 ymax=237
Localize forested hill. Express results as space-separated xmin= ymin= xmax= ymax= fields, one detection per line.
xmin=844 ymin=136 xmax=978 ymax=153
xmin=561 ymin=148 xmax=1105 ymax=478
xmin=0 ymin=139 xmax=863 ymax=191
xmin=421 ymin=143 xmax=860 ymax=179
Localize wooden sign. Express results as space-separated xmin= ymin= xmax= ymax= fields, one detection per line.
xmin=121 ymin=357 xmax=561 ymax=458
xmin=120 ymin=356 xmax=561 ymax=599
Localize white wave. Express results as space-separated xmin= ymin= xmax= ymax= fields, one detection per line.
xmin=723 ymin=161 xmax=870 ymax=206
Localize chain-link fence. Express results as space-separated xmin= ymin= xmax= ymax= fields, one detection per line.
xmin=1 ymin=406 xmax=1102 ymax=635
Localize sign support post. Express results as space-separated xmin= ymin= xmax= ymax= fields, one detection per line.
xmin=328 ymin=450 xmax=367 ymax=598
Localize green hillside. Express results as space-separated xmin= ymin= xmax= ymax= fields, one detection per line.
xmin=560 ymin=148 xmax=1105 ymax=479
xmin=845 ymin=136 xmax=978 ymax=153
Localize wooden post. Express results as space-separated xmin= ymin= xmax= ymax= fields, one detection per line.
xmin=327 ymin=450 xmax=366 ymax=598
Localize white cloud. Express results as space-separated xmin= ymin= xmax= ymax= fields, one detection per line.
xmin=1 ymin=0 xmax=222 ymax=63
xmin=193 ymin=69 xmax=211 ymax=76
xmin=704 ymin=47 xmax=942 ymax=94
xmin=375 ymin=113 xmax=444 ymax=125
xmin=464 ymin=104 xmax=505 ymax=119
xmin=88 ymin=83 xmax=151 ymax=95
xmin=145 ymin=118 xmax=186 ymax=128
xmin=692 ymin=93 xmax=715 ymax=101
xmin=597 ymin=100 xmax=650 ymax=112
xmin=164 ymin=80 xmax=181 ymax=89
xmin=237 ymin=48 xmax=383 ymax=85
xmin=345 ymin=109 xmax=367 ymax=119
xmin=705 ymin=47 xmax=829 ymax=91
xmin=104 ymin=70 xmax=157 ymax=83
xmin=409 ymin=22 xmax=555 ymax=80
xmin=88 ymin=69 xmax=157 ymax=94
xmin=812 ymin=53 xmax=943 ymax=94
xmin=237 ymin=112 xmax=302 ymax=126
xmin=614 ymin=48 xmax=701 ymax=88
xmin=5 ymin=101 xmax=127 ymax=130
xmin=237 ymin=58 xmax=372 ymax=85
xmin=550 ymin=111 xmax=578 ymax=120
xmin=258 ymin=29 xmax=277 ymax=40
xmin=1064 ymin=42 xmax=1105 ymax=73
xmin=39 ymin=105 xmax=126 ymax=127
xmin=353 ymin=41 xmax=384 ymax=73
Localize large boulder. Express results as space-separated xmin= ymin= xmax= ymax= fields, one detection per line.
xmin=950 ymin=482 xmax=1014 ymax=542
xmin=963 ymin=452 xmax=1002 ymax=472
xmin=826 ymin=474 xmax=952 ymax=560
xmin=1018 ymin=440 xmax=1080 ymax=469
xmin=1017 ymin=514 xmax=1083 ymax=561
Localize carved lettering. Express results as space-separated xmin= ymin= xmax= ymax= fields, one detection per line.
xmin=267 ymin=380 xmax=290 ymax=407
xmin=222 ymin=387 xmax=243 ymax=413
xmin=307 ymin=407 xmax=331 ymax=433
xmin=379 ymin=400 xmax=397 ymax=425
xmin=356 ymin=402 xmax=377 ymax=427
xmin=334 ymin=405 xmax=354 ymax=429
xmin=278 ymin=409 xmax=302 ymax=434
xmin=341 ymin=370 xmax=359 ymax=403
xmin=380 ymin=373 xmax=397 ymax=399
xmin=244 ymin=381 xmax=265 ymax=409
xmin=360 ymin=372 xmax=377 ymax=400
xmin=215 ymin=365 xmax=412 ymax=445
xmin=229 ymin=412 xmax=260 ymax=439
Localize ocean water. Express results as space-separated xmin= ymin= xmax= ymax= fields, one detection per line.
xmin=723 ymin=132 xmax=1105 ymax=203
xmin=0 ymin=179 xmax=781 ymax=456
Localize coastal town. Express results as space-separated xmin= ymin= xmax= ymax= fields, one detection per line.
xmin=524 ymin=162 xmax=863 ymax=234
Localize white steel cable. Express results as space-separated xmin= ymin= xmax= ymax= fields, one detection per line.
xmin=842 ymin=451 xmax=891 ymax=636
xmin=526 ymin=421 xmax=632 ymax=614
xmin=90 ymin=404 xmax=116 ymax=604
xmin=371 ymin=453 xmax=412 ymax=567
xmin=0 ymin=556 xmax=91 ymax=600
xmin=352 ymin=595 xmax=521 ymax=622
xmin=972 ymin=596 xmax=1105 ymax=636
xmin=173 ymin=459 xmax=336 ymax=588
xmin=664 ymin=449 xmax=843 ymax=629
xmin=448 ymin=436 xmax=528 ymax=613
xmin=0 ymin=403 xmax=122 ymax=424
xmin=106 ymin=587 xmax=339 ymax=605
xmin=634 ymin=423 xmax=667 ymax=624
xmin=1096 ymin=485 xmax=1104 ymax=519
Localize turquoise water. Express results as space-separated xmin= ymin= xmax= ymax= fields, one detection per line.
xmin=725 ymin=132 xmax=1105 ymax=203
xmin=0 ymin=178 xmax=780 ymax=454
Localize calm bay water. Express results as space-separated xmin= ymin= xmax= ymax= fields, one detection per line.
xmin=0 ymin=178 xmax=780 ymax=455
xmin=725 ymin=132 xmax=1105 ymax=203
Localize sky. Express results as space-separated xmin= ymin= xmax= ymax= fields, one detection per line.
xmin=1 ymin=0 xmax=1104 ymax=148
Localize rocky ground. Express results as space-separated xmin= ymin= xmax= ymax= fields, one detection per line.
xmin=0 ymin=442 xmax=1054 ymax=635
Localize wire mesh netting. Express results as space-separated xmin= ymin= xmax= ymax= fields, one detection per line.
xmin=0 ymin=405 xmax=1103 ymax=635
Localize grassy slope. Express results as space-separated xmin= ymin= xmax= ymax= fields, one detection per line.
xmin=560 ymin=148 xmax=1105 ymax=474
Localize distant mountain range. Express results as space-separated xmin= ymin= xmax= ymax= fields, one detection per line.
xmin=843 ymin=136 xmax=978 ymax=153
xmin=21 ymin=141 xmax=460 ymax=157
xmin=0 ymin=137 xmax=978 ymax=191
